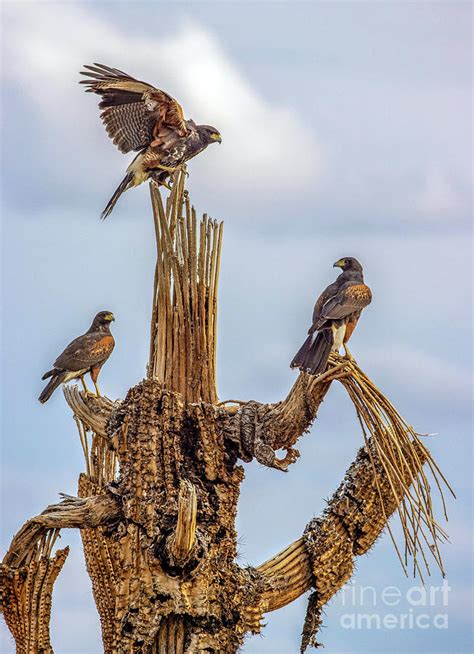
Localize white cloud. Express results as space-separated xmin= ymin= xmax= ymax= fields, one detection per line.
xmin=3 ymin=4 xmax=324 ymax=196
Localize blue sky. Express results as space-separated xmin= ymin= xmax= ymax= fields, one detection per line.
xmin=1 ymin=1 xmax=472 ymax=653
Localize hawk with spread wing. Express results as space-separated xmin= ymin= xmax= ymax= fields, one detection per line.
xmin=80 ymin=63 xmax=222 ymax=218
xmin=291 ymin=257 xmax=372 ymax=375
xmin=39 ymin=311 xmax=115 ymax=403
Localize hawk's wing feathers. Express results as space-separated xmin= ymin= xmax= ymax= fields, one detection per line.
xmin=80 ymin=63 xmax=188 ymax=154
xmin=321 ymin=283 xmax=372 ymax=320
xmin=54 ymin=332 xmax=115 ymax=372
xmin=311 ymin=280 xmax=340 ymax=329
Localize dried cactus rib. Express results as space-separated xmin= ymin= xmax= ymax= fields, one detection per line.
xmin=152 ymin=616 xmax=186 ymax=654
xmin=3 ymin=494 xmax=121 ymax=569
xmin=1 ymin=545 xmax=69 ymax=654
xmin=167 ymin=479 xmax=198 ymax=565
xmin=336 ymin=356 xmax=453 ymax=578
xmin=63 ymin=384 xmax=115 ymax=437
xmin=70 ymin=402 xmax=118 ymax=489
xmin=78 ymin=477 xmax=119 ymax=654
xmin=148 ymin=174 xmax=222 ymax=404
xmin=255 ymin=538 xmax=312 ymax=612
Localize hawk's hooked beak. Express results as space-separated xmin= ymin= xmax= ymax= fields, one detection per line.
xmin=211 ymin=132 xmax=222 ymax=144
xmin=106 ymin=313 xmax=115 ymax=322
xmin=333 ymin=259 xmax=345 ymax=269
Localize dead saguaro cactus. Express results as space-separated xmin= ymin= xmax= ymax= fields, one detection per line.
xmin=1 ymin=172 xmax=452 ymax=653
xmin=1 ymin=531 xmax=68 ymax=654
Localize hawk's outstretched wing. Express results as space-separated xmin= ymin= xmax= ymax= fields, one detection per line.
xmin=54 ymin=332 xmax=115 ymax=372
xmin=320 ymin=283 xmax=372 ymax=321
xmin=80 ymin=63 xmax=188 ymax=153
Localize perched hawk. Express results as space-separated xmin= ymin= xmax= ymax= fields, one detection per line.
xmin=291 ymin=257 xmax=372 ymax=375
xmin=80 ymin=63 xmax=222 ymax=218
xmin=39 ymin=311 xmax=115 ymax=403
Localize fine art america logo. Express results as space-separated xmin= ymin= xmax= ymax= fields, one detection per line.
xmin=337 ymin=581 xmax=451 ymax=630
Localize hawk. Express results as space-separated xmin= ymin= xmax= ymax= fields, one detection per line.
xmin=291 ymin=257 xmax=372 ymax=375
xmin=80 ymin=63 xmax=222 ymax=218
xmin=39 ymin=311 xmax=115 ymax=403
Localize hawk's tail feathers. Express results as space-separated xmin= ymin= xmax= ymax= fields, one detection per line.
xmin=101 ymin=172 xmax=134 ymax=219
xmin=39 ymin=371 xmax=67 ymax=404
xmin=41 ymin=369 xmax=54 ymax=380
xmin=290 ymin=331 xmax=333 ymax=376
xmin=290 ymin=333 xmax=313 ymax=370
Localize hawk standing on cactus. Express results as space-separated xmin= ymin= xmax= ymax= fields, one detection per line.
xmin=39 ymin=311 xmax=115 ymax=403
xmin=80 ymin=63 xmax=222 ymax=218
xmin=291 ymin=257 xmax=372 ymax=375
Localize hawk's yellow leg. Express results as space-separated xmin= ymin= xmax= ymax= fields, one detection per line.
xmin=344 ymin=344 xmax=354 ymax=361
xmin=80 ymin=376 xmax=90 ymax=393
xmin=154 ymin=164 xmax=181 ymax=173
xmin=155 ymin=163 xmax=188 ymax=177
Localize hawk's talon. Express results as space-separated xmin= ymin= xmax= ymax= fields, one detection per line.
xmin=80 ymin=388 xmax=96 ymax=398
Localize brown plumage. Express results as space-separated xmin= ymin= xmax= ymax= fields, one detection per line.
xmin=291 ymin=258 xmax=372 ymax=375
xmin=39 ymin=311 xmax=115 ymax=403
xmin=80 ymin=63 xmax=222 ymax=218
